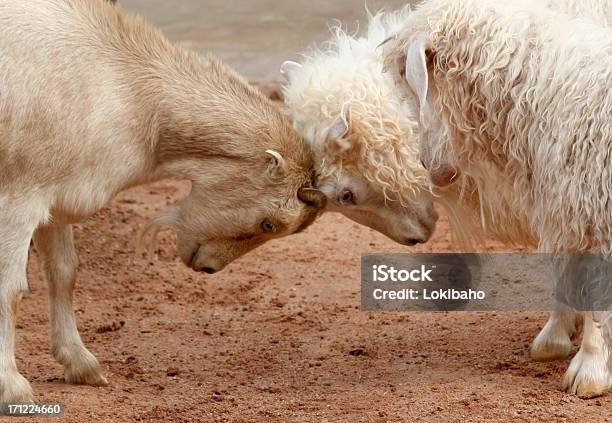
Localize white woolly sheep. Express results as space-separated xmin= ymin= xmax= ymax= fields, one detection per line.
xmin=385 ymin=0 xmax=611 ymax=397
xmin=0 ymin=0 xmax=325 ymax=403
xmin=282 ymin=0 xmax=611 ymax=398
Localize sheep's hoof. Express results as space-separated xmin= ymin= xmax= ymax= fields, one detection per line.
xmin=530 ymin=330 xmax=573 ymax=361
xmin=0 ymin=370 xmax=35 ymax=403
xmin=562 ymin=350 xmax=609 ymax=398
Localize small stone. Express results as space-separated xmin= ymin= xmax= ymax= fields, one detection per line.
xmin=166 ymin=367 xmax=180 ymax=377
xmin=349 ymin=348 xmax=366 ymax=357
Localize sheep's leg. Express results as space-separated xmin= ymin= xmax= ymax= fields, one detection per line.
xmin=562 ymin=314 xmax=610 ymax=398
xmin=0 ymin=219 xmax=36 ymax=402
xmin=34 ymin=225 xmax=108 ymax=386
xmin=531 ymin=308 xmax=579 ymax=361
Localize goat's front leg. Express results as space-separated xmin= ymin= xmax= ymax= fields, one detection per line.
xmin=0 ymin=217 xmax=37 ymax=402
xmin=562 ymin=313 xmax=610 ymax=398
xmin=531 ymin=308 xmax=580 ymax=361
xmin=34 ymin=225 xmax=108 ymax=386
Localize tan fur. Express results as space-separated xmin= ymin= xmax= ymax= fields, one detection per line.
xmin=0 ymin=0 xmax=322 ymax=402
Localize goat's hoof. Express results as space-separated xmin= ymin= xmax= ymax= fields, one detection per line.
xmin=562 ymin=350 xmax=609 ymax=398
xmin=530 ymin=331 xmax=573 ymax=361
xmin=0 ymin=371 xmax=35 ymax=403
xmin=65 ymin=367 xmax=108 ymax=387
xmin=60 ymin=349 xmax=109 ymax=386
xmin=64 ymin=362 xmax=108 ymax=386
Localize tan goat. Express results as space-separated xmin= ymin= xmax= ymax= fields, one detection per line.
xmin=0 ymin=0 xmax=325 ymax=402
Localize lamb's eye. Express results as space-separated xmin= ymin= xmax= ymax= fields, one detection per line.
xmin=339 ymin=189 xmax=355 ymax=205
xmin=260 ymin=219 xmax=277 ymax=233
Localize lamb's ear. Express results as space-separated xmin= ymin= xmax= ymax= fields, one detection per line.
xmin=403 ymin=32 xmax=433 ymax=130
xmin=325 ymin=102 xmax=353 ymax=154
xmin=280 ymin=61 xmax=302 ymax=83
xmin=266 ymin=150 xmax=287 ymax=177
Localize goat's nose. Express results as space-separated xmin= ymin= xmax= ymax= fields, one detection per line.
xmin=404 ymin=238 xmax=425 ymax=246
xmin=201 ymin=267 xmax=217 ymax=274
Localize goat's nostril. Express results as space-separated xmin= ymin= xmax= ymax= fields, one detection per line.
xmin=202 ymin=267 xmax=216 ymax=274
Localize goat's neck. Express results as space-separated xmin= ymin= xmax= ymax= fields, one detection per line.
xmin=125 ymin=54 xmax=268 ymax=185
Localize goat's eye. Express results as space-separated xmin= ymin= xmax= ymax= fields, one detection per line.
xmin=339 ymin=189 xmax=355 ymax=205
xmin=260 ymin=219 xmax=277 ymax=233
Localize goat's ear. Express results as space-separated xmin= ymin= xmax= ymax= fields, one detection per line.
xmin=280 ymin=61 xmax=302 ymax=83
xmin=325 ymin=102 xmax=353 ymax=154
xmin=265 ymin=150 xmax=287 ymax=177
xmin=402 ymin=32 xmax=433 ymax=130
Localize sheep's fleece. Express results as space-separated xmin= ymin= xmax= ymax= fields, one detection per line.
xmin=386 ymin=0 xmax=611 ymax=371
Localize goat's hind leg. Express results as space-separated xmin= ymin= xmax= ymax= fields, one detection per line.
xmin=0 ymin=211 xmax=39 ymax=402
xmin=34 ymin=225 xmax=107 ymax=386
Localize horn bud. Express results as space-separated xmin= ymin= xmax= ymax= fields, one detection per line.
xmin=298 ymin=188 xmax=327 ymax=209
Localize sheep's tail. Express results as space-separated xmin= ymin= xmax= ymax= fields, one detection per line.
xmin=136 ymin=207 xmax=179 ymax=259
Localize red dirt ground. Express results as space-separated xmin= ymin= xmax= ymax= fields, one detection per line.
xmin=16 ymin=89 xmax=610 ymax=422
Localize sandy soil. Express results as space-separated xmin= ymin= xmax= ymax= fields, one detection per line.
xmin=118 ymin=0 xmax=410 ymax=81
xmin=16 ymin=88 xmax=610 ymax=422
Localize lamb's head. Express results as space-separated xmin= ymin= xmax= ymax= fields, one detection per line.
xmin=142 ymin=87 xmax=326 ymax=274
xmin=281 ymin=51 xmax=438 ymax=246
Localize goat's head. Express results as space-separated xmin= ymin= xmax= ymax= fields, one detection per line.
xmin=282 ymin=59 xmax=438 ymax=246
xmin=142 ymin=93 xmax=325 ymax=274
